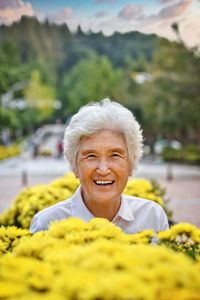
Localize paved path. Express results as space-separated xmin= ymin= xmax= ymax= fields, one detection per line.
xmin=0 ymin=156 xmax=199 ymax=227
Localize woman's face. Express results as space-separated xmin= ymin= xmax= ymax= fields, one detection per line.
xmin=74 ymin=130 xmax=132 ymax=206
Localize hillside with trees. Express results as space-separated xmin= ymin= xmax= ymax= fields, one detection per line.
xmin=0 ymin=16 xmax=199 ymax=146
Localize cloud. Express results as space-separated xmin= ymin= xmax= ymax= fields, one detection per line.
xmin=95 ymin=11 xmax=109 ymax=18
xmin=118 ymin=4 xmax=143 ymax=20
xmin=95 ymin=0 xmax=117 ymax=3
xmin=159 ymin=0 xmax=177 ymax=3
xmin=86 ymin=0 xmax=198 ymax=47
xmin=0 ymin=0 xmax=34 ymax=24
xmin=157 ymin=0 xmax=193 ymax=19
xmin=0 ymin=0 xmax=26 ymax=9
xmin=179 ymin=12 xmax=200 ymax=46
xmin=46 ymin=7 xmax=73 ymax=24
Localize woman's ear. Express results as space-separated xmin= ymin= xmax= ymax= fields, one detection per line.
xmin=74 ymin=173 xmax=79 ymax=179
xmin=73 ymin=165 xmax=79 ymax=179
xmin=73 ymin=170 xmax=78 ymax=179
xmin=129 ymin=162 xmax=134 ymax=177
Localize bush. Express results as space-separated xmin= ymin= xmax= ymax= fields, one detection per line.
xmin=162 ymin=144 xmax=200 ymax=165
xmin=38 ymin=149 xmax=52 ymax=156
xmin=0 ymin=184 xmax=72 ymax=229
xmin=158 ymin=222 xmax=200 ymax=260
xmin=0 ymin=145 xmax=21 ymax=160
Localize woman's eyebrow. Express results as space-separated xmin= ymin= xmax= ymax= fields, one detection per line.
xmin=110 ymin=148 xmax=125 ymax=152
xmin=80 ymin=149 xmax=97 ymax=154
xmin=81 ymin=147 xmax=125 ymax=153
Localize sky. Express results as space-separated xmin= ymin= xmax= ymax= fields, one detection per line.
xmin=0 ymin=0 xmax=199 ymax=47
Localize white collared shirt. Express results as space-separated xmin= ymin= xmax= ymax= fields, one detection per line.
xmin=30 ymin=186 xmax=169 ymax=234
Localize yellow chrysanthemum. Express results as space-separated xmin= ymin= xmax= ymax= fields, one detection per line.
xmin=0 ymin=218 xmax=200 ymax=299
xmin=123 ymin=178 xmax=165 ymax=208
xmin=51 ymin=172 xmax=80 ymax=191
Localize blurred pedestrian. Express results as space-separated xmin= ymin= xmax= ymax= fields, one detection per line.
xmin=56 ymin=139 xmax=63 ymax=158
xmin=31 ymin=138 xmax=40 ymax=158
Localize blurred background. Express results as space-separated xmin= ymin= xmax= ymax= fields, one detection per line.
xmin=0 ymin=0 xmax=199 ymax=226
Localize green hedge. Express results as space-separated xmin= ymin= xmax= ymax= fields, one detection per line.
xmin=162 ymin=144 xmax=200 ymax=165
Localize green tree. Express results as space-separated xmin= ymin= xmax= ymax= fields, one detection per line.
xmin=137 ymin=37 xmax=200 ymax=144
xmin=0 ymin=41 xmax=28 ymax=94
xmin=24 ymin=70 xmax=56 ymax=122
xmin=157 ymin=41 xmax=199 ymax=141
xmin=0 ymin=107 xmax=18 ymax=129
xmin=60 ymin=55 xmax=130 ymax=114
xmin=0 ymin=41 xmax=29 ymax=134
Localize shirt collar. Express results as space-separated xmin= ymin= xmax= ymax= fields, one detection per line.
xmin=116 ymin=194 xmax=135 ymax=221
xmin=71 ymin=186 xmax=94 ymax=222
xmin=71 ymin=187 xmax=135 ymax=222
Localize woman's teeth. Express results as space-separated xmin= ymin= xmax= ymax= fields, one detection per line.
xmin=95 ymin=180 xmax=114 ymax=185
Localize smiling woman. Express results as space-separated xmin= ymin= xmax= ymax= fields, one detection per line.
xmin=30 ymin=98 xmax=169 ymax=234
xmin=75 ymin=130 xmax=131 ymax=221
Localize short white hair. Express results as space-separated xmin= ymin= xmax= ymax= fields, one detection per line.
xmin=63 ymin=98 xmax=143 ymax=175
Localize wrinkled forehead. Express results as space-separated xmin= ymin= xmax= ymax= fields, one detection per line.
xmin=77 ymin=130 xmax=128 ymax=154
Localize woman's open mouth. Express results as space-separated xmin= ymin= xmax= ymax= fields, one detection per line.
xmin=94 ymin=180 xmax=114 ymax=186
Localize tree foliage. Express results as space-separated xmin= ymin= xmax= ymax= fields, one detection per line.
xmin=148 ymin=39 xmax=200 ymax=142
xmin=60 ymin=55 xmax=131 ymax=114
xmin=24 ymin=70 xmax=56 ymax=121
xmin=0 ymin=41 xmax=27 ymax=94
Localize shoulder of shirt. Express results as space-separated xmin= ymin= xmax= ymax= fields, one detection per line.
xmin=33 ymin=196 xmax=73 ymax=218
xmin=123 ymin=194 xmax=164 ymax=211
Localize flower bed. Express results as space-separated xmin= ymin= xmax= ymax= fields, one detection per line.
xmin=0 ymin=145 xmax=21 ymax=160
xmin=0 ymin=218 xmax=200 ymax=300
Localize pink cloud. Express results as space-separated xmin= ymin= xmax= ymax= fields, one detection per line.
xmin=0 ymin=0 xmax=25 ymax=9
xmin=46 ymin=8 xmax=73 ymax=24
xmin=158 ymin=0 xmax=193 ymax=18
xmin=118 ymin=4 xmax=143 ymax=20
xmin=0 ymin=0 xmax=34 ymax=24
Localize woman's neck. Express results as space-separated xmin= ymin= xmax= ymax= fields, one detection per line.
xmin=82 ymin=194 xmax=121 ymax=221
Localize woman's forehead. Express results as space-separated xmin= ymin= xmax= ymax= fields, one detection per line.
xmin=78 ymin=130 xmax=127 ymax=152
xmin=80 ymin=129 xmax=124 ymax=141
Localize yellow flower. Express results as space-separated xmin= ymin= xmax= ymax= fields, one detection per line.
xmin=125 ymin=229 xmax=155 ymax=244
xmin=123 ymin=178 xmax=165 ymax=208
xmin=169 ymin=223 xmax=199 ymax=243
xmin=0 ymin=281 xmax=26 ymax=297
xmin=0 ymin=226 xmax=30 ymax=255
xmin=0 ymin=185 xmax=72 ymax=229
xmin=0 ymin=145 xmax=21 ymax=160
xmin=48 ymin=217 xmax=87 ymax=238
xmin=51 ymin=172 xmax=80 ymax=191
xmin=0 ymin=217 xmax=200 ymax=299
xmin=157 ymin=230 xmax=171 ymax=241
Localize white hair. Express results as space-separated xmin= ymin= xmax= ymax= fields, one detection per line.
xmin=63 ymin=98 xmax=143 ymax=175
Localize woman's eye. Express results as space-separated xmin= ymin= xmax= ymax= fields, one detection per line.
xmin=112 ymin=153 xmax=120 ymax=158
xmin=86 ymin=154 xmax=96 ymax=159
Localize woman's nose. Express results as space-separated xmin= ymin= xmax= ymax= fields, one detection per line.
xmin=96 ymin=159 xmax=111 ymax=175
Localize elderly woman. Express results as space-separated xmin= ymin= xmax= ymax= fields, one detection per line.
xmin=30 ymin=99 xmax=169 ymax=233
